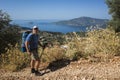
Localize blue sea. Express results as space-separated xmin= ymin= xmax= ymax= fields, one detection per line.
xmin=11 ymin=20 xmax=86 ymax=34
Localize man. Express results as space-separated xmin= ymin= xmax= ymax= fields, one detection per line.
xmin=25 ymin=26 xmax=41 ymax=75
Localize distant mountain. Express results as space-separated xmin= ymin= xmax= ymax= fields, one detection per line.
xmin=21 ymin=27 xmax=32 ymax=30
xmin=55 ymin=17 xmax=109 ymax=28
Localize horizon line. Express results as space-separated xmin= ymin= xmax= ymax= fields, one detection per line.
xmin=12 ymin=16 xmax=110 ymax=20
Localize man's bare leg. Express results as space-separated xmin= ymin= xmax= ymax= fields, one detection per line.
xmin=35 ymin=60 xmax=40 ymax=71
xmin=31 ymin=60 xmax=35 ymax=73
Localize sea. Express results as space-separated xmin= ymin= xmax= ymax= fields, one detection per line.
xmin=11 ymin=20 xmax=86 ymax=34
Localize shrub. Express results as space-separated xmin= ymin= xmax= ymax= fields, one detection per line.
xmin=0 ymin=25 xmax=21 ymax=54
xmin=65 ymin=29 xmax=120 ymax=61
xmin=0 ymin=44 xmax=66 ymax=71
xmin=41 ymin=45 xmax=66 ymax=63
xmin=0 ymin=44 xmax=30 ymax=71
xmin=86 ymin=29 xmax=120 ymax=56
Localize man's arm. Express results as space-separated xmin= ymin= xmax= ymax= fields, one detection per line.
xmin=25 ymin=41 xmax=31 ymax=55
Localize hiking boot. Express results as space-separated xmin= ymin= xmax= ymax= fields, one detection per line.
xmin=35 ymin=70 xmax=42 ymax=76
xmin=31 ymin=68 xmax=35 ymax=73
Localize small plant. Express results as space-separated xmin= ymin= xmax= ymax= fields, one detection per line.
xmin=0 ymin=44 xmax=30 ymax=71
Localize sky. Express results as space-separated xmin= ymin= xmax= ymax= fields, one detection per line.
xmin=0 ymin=0 xmax=111 ymax=20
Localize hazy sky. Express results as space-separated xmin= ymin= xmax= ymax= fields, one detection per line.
xmin=0 ymin=0 xmax=110 ymax=20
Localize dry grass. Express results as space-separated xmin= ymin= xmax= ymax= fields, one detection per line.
xmin=0 ymin=44 xmax=30 ymax=71
xmin=0 ymin=29 xmax=120 ymax=71
xmin=0 ymin=44 xmax=66 ymax=71
xmin=40 ymin=45 xmax=66 ymax=63
xmin=65 ymin=29 xmax=120 ymax=62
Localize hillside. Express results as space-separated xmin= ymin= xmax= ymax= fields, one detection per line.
xmin=0 ymin=28 xmax=120 ymax=80
xmin=0 ymin=57 xmax=120 ymax=80
xmin=55 ymin=17 xmax=109 ymax=28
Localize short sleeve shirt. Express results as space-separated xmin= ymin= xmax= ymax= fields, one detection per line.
xmin=26 ymin=33 xmax=39 ymax=50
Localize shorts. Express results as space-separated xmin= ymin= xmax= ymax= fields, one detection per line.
xmin=30 ymin=49 xmax=40 ymax=60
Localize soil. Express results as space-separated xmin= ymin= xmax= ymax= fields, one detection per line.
xmin=0 ymin=57 xmax=120 ymax=80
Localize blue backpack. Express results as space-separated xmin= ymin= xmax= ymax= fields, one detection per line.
xmin=21 ymin=31 xmax=31 ymax=52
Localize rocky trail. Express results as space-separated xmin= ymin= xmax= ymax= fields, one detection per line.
xmin=0 ymin=57 xmax=120 ymax=80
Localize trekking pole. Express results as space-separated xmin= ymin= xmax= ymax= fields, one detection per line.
xmin=39 ymin=43 xmax=53 ymax=62
xmin=39 ymin=46 xmax=51 ymax=61
xmin=39 ymin=47 xmax=45 ymax=61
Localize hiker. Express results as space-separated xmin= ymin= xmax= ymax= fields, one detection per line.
xmin=25 ymin=26 xmax=41 ymax=75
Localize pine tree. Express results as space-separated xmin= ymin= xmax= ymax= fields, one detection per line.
xmin=106 ymin=0 xmax=120 ymax=32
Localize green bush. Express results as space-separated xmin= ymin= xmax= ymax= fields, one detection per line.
xmin=0 ymin=25 xmax=21 ymax=54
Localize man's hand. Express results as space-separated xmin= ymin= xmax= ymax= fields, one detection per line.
xmin=27 ymin=51 xmax=31 ymax=55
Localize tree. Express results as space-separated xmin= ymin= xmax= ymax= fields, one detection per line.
xmin=106 ymin=0 xmax=120 ymax=32
xmin=0 ymin=25 xmax=21 ymax=53
xmin=0 ymin=10 xmax=11 ymax=30
xmin=0 ymin=10 xmax=21 ymax=54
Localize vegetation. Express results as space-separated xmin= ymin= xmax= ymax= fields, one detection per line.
xmin=106 ymin=0 xmax=120 ymax=32
xmin=0 ymin=44 xmax=30 ymax=71
xmin=0 ymin=10 xmax=11 ymax=30
xmin=0 ymin=28 xmax=120 ymax=71
xmin=0 ymin=10 xmax=21 ymax=54
xmin=38 ymin=31 xmax=65 ymax=45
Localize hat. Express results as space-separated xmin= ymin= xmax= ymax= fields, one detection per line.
xmin=33 ymin=26 xmax=38 ymax=29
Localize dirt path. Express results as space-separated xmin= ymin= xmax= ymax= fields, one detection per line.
xmin=0 ymin=57 xmax=120 ymax=80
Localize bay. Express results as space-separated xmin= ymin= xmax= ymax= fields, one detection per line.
xmin=11 ymin=20 xmax=86 ymax=34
